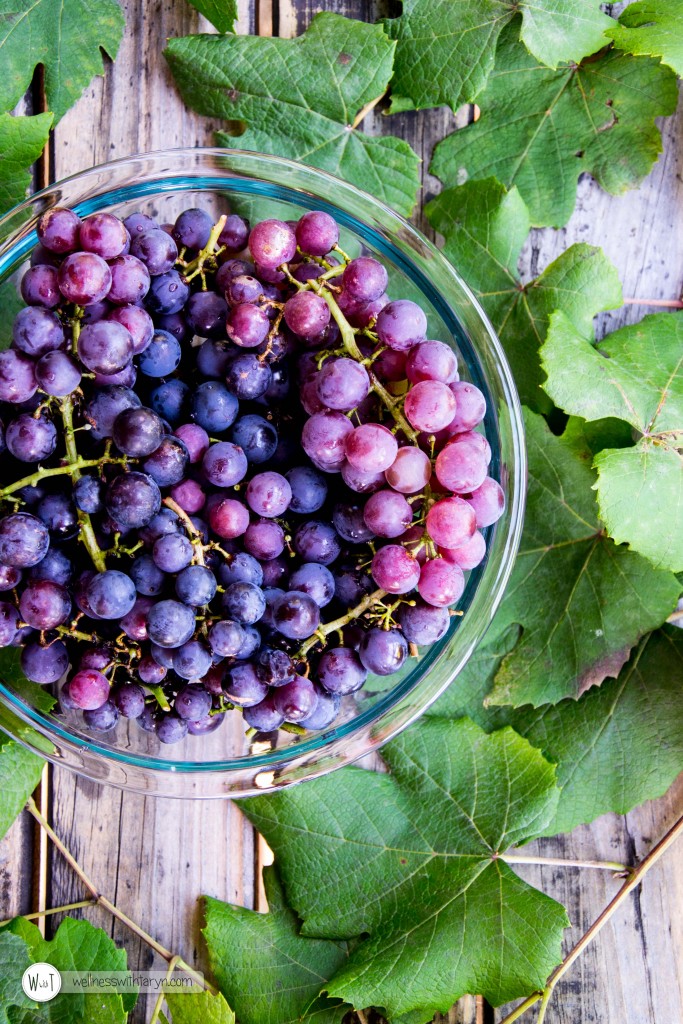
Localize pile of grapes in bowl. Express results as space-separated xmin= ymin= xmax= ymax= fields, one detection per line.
xmin=0 ymin=150 xmax=524 ymax=797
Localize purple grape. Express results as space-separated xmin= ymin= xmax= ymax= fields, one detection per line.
xmin=299 ymin=687 xmax=340 ymax=729
xmin=130 ymin=228 xmax=178 ymax=275
xmin=245 ymin=471 xmax=292 ymax=518
xmin=36 ymin=493 xmax=78 ymax=538
xmin=371 ymin=545 xmax=420 ymax=593
xmin=283 ymin=292 xmax=330 ymax=341
xmin=288 ymin=562 xmax=335 ymax=607
xmin=0 ymin=602 xmax=19 ymax=646
xmin=333 ymin=503 xmax=375 ymax=544
xmin=208 ymin=619 xmax=246 ymax=658
xmin=301 ymin=411 xmax=354 ymax=472
xmin=12 ymin=306 xmax=65 ymax=356
xmin=362 ymin=490 xmax=412 ymax=539
xmin=448 ymin=382 xmax=487 ymax=431
xmin=272 ymin=591 xmax=320 ymax=639
xmin=142 ymin=436 xmax=190 ymax=487
xmin=376 ymin=300 xmax=427 ymax=352
xmin=406 ymin=340 xmax=458 ymax=384
xmin=21 ymin=639 xmax=69 ymax=684
xmin=107 ymin=254 xmax=151 ymax=305
xmin=145 ymin=270 xmax=190 ymax=316
xmin=467 ymin=477 xmax=506 ymax=528
xmin=225 ymin=663 xmax=268 ymax=707
xmin=226 ymin=303 xmax=270 ymax=348
xmin=294 ymin=521 xmax=340 ymax=565
xmin=439 ymin=529 xmax=487 ymax=570
xmin=173 ymin=646 xmax=213 ymax=684
xmin=36 ymin=351 xmax=82 ymax=396
xmin=147 ymin=600 xmax=196 ymax=649
xmin=243 ymin=692 xmax=285 ymax=731
xmin=20 ymin=265 xmax=61 ymax=308
xmin=359 ymin=628 xmax=408 ymax=676
xmin=273 ymin=677 xmax=318 ymax=723
xmin=157 ymin=713 xmax=188 ymax=744
xmin=295 ymin=211 xmax=339 ymax=256
xmin=175 ymin=423 xmax=210 ymax=463
xmin=0 ymin=513 xmax=50 ymax=567
xmin=86 ymin=385 xmax=141 ymax=438
xmin=219 ymin=552 xmax=263 ymax=587
xmin=105 ymin=471 xmax=161 ymax=529
xmin=344 ymin=423 xmax=398 ymax=474
xmin=316 ymin=357 xmax=369 ymax=411
xmin=218 ymin=213 xmax=250 ymax=252
xmin=112 ymin=406 xmax=164 ymax=457
xmin=5 ymin=413 xmax=57 ymax=463
xmin=225 ymin=353 xmax=272 ymax=400
xmin=173 ymin=208 xmax=213 ymax=250
xmin=187 ymin=712 xmax=225 ymax=736
xmin=426 ymin=497 xmax=477 ymax=549
xmin=124 ymin=212 xmax=158 ymax=237
xmin=185 ymin=291 xmax=228 ymax=337
xmin=333 ymin=565 xmax=373 ymax=606
xmin=0 ymin=350 xmax=38 ymax=404
xmin=417 ymin=557 xmax=465 ymax=607
xmin=398 ymin=601 xmax=450 ymax=645
xmin=248 ymin=219 xmax=297 ymax=269
xmin=225 ymin=274 xmax=262 ymax=305
xmin=435 ymin=440 xmax=488 ymax=494
xmin=256 ymin=647 xmax=295 ymax=686
xmin=153 ymin=533 xmax=193 ymax=573
xmin=404 ymin=380 xmax=456 ymax=433
xmin=83 ymin=699 xmax=119 ymax=732
xmin=230 ymin=414 xmax=277 ymax=464
xmin=243 ymin=520 xmax=285 ymax=561
xmin=0 ymin=565 xmax=21 ymax=590
xmin=69 ymin=669 xmax=110 ymax=710
xmin=342 ymin=257 xmax=388 ymax=303
xmin=86 ymin=570 xmax=136 ymax=619
xmin=58 ymin=252 xmax=112 ymax=305
xmin=169 ymin=479 xmax=206 ymax=514
xmin=113 ymin=682 xmax=146 ymax=718
xmin=37 ymin=207 xmax=81 ymax=253
xmin=78 ymin=321 xmax=134 ymax=375
xmin=317 ymin=647 xmax=367 ymax=694
xmin=79 ymin=213 xmax=128 ymax=259
xmin=202 ymin=441 xmax=248 ymax=488
xmin=222 ymin=582 xmax=265 ymax=625
xmin=341 ymin=460 xmax=385 ymax=494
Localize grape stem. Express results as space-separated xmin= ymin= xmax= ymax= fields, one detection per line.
xmin=497 ymin=810 xmax=683 ymax=1024
xmin=181 ymin=215 xmax=228 ymax=286
xmin=313 ymin=284 xmax=420 ymax=443
xmin=163 ymin=496 xmax=205 ymax=566
xmin=26 ymin=796 xmax=217 ymax=995
xmin=59 ymin=395 xmax=108 ymax=573
xmin=0 ymin=453 xmax=126 ymax=501
xmin=0 ymin=898 xmax=97 ymax=928
xmin=297 ymin=587 xmax=388 ymax=659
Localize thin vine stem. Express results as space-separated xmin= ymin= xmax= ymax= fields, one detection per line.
xmin=149 ymin=955 xmax=182 ymax=1024
xmin=60 ymin=396 xmax=108 ymax=573
xmin=498 ymin=812 xmax=683 ymax=1024
xmin=622 ymin=296 xmax=683 ymax=309
xmin=0 ymin=898 xmax=96 ymax=927
xmin=163 ymin=496 xmax=205 ymax=566
xmin=297 ymin=587 xmax=388 ymax=658
xmin=25 ymin=797 xmax=217 ymax=996
xmin=500 ymin=853 xmax=631 ymax=874
xmin=181 ymin=215 xmax=228 ymax=284
xmin=0 ymin=454 xmax=126 ymax=501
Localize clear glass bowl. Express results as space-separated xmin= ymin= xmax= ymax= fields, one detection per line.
xmin=0 ymin=149 xmax=525 ymax=797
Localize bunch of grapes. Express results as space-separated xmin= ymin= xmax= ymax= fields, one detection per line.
xmin=0 ymin=201 xmax=504 ymax=744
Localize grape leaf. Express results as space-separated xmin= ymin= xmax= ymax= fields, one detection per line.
xmin=428 ymin=626 xmax=683 ymax=837
xmin=203 ymin=867 xmax=351 ymax=1024
xmin=185 ymin=0 xmax=237 ymax=33
xmin=0 ymin=735 xmax=43 ymax=841
xmin=0 ymin=278 xmax=23 ymax=350
xmin=485 ymin=409 xmax=680 ymax=707
xmin=0 ymin=114 xmax=53 ymax=213
xmin=542 ymin=310 xmax=683 ymax=571
xmin=383 ymin=0 xmax=613 ymax=113
xmin=239 ymin=718 xmax=568 ymax=1017
xmin=5 ymin=916 xmax=132 ymax=1023
xmin=430 ymin=23 xmax=678 ymax=228
xmin=609 ymin=1 xmax=683 ymax=77
xmin=0 ymin=0 xmax=125 ymax=122
xmin=165 ymin=987 xmax=235 ymax=1024
xmin=0 ymin=930 xmax=36 ymax=1024
xmin=164 ymin=14 xmax=421 ymax=217
xmin=425 ymin=179 xmax=622 ymax=409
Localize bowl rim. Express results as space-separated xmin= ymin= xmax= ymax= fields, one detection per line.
xmin=0 ymin=147 xmax=526 ymax=797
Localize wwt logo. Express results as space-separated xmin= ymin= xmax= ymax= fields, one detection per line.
xmin=21 ymin=963 xmax=61 ymax=1002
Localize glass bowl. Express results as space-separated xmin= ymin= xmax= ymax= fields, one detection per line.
xmin=0 ymin=149 xmax=525 ymax=798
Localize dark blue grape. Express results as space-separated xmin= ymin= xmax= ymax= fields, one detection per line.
xmin=299 ymin=688 xmax=340 ymax=730
xmin=196 ymin=339 xmax=231 ymax=378
xmin=243 ymin=692 xmax=284 ymax=731
xmin=333 ymin=503 xmax=375 ymax=544
xmin=317 ymin=647 xmax=367 ymax=694
xmin=230 ymin=414 xmax=277 ymax=464
xmin=153 ymin=533 xmax=193 ymax=573
xmin=225 ymin=353 xmax=272 ymax=400
xmin=256 ymin=647 xmax=295 ymax=687
xmin=273 ymin=677 xmax=318 ymax=723
xmin=185 ymin=291 xmax=227 ymax=338
xmin=112 ymin=406 xmax=164 ymax=457
xmin=208 ymin=619 xmax=246 ymax=658
xmin=105 ymin=471 xmax=162 ymax=529
xmin=142 ymin=437 xmax=190 ymax=487
xmin=86 ymin=385 xmax=141 ymax=438
xmin=150 ymin=379 xmax=190 ymax=424
xmin=86 ymin=570 xmax=137 ymax=619
xmin=288 ymin=563 xmax=335 ymax=608
xmin=173 ymin=208 xmax=213 ymax=250
xmin=5 ymin=413 xmax=57 ymax=463
xmin=37 ymin=493 xmax=78 ymax=539
xmin=131 ymin=554 xmax=166 ymax=596
xmin=130 ymin=228 xmax=178 ymax=274
xmin=191 ymin=381 xmax=238 ymax=433
xmin=29 ymin=548 xmax=73 ymax=586
xmin=156 ymin=713 xmax=188 ymax=744
xmin=74 ymin=475 xmax=103 ymax=514
xmin=294 ymin=522 xmax=341 ymax=565
xmin=147 ymin=600 xmax=196 ymax=649
xmin=0 ymin=513 xmax=50 ymax=568
xmin=175 ymin=565 xmax=217 ymax=606
xmin=137 ymin=329 xmax=182 ymax=376
xmin=225 ymin=663 xmax=268 ymax=707
xmin=222 ymin=582 xmax=265 ymax=625
xmin=201 ymin=442 xmax=248 ymax=488
xmin=286 ymin=466 xmax=327 ymax=514
xmin=20 ymin=639 xmax=69 ymax=684
xmin=218 ymin=552 xmax=263 ymax=588
xmin=272 ymin=591 xmax=320 ymax=640
xmin=145 ymin=270 xmax=190 ymax=316
xmin=359 ymin=628 xmax=408 ymax=676
xmin=83 ymin=700 xmax=119 ymax=732
xmin=173 ymin=644 xmax=213 ymax=683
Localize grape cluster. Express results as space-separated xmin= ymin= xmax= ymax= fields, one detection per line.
xmin=0 ymin=202 xmax=504 ymax=744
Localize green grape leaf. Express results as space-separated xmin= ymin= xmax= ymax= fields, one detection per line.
xmin=203 ymin=867 xmax=352 ymax=1024
xmin=0 ymin=278 xmax=23 ymax=350
xmin=609 ymin=1 xmax=683 ymax=77
xmin=0 ymin=734 xmax=43 ymax=842
xmin=185 ymin=0 xmax=237 ymax=33
xmin=0 ymin=929 xmax=36 ymax=1024
xmin=383 ymin=0 xmax=613 ymax=113
xmin=165 ymin=14 xmax=421 ymax=217
xmin=0 ymin=114 xmax=53 ymax=214
xmin=425 ymin=179 xmax=622 ymax=409
xmin=5 ymin=916 xmax=132 ymax=1023
xmin=485 ymin=409 xmax=680 ymax=707
xmin=428 ymin=626 xmax=683 ymax=837
xmin=542 ymin=310 xmax=683 ymax=571
xmin=165 ymin=987 xmax=235 ymax=1024
xmin=430 ymin=23 xmax=678 ymax=227
xmin=0 ymin=0 xmax=125 ymax=122
xmin=239 ymin=718 xmax=568 ymax=1017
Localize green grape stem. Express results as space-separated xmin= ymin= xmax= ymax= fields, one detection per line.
xmin=297 ymin=587 xmax=388 ymax=659
xmin=181 ymin=215 xmax=228 ymax=285
xmin=60 ymin=395 xmax=108 ymax=573
xmin=163 ymin=496 xmax=206 ymax=566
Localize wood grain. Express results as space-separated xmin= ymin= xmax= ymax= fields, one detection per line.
xmin=2 ymin=4 xmax=681 ymax=1024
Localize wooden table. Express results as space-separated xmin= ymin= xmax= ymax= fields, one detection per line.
xmin=2 ymin=3 xmax=682 ymax=1022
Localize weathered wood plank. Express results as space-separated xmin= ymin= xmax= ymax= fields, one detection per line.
xmin=45 ymin=4 xmax=258 ymax=1022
